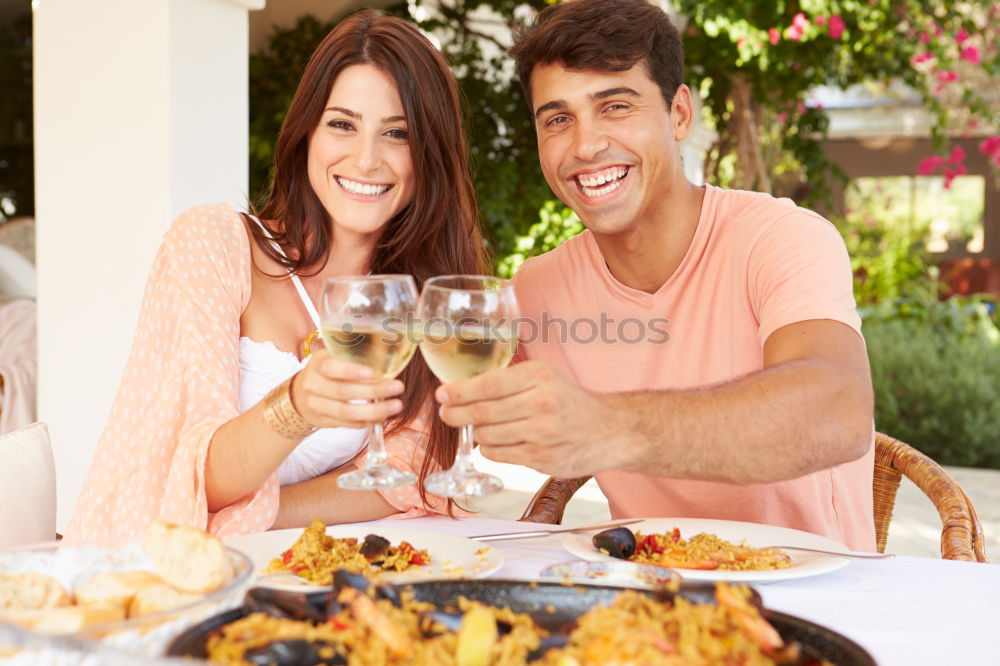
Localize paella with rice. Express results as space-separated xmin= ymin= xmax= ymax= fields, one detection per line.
xmin=592 ymin=527 xmax=792 ymax=571
xmin=199 ymin=571 xmax=837 ymax=666
xmin=265 ymin=520 xmax=431 ymax=585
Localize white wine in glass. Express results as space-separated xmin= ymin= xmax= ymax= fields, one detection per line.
xmin=320 ymin=325 xmax=417 ymax=380
xmin=419 ymin=324 xmax=517 ymax=383
xmin=418 ymin=275 xmax=519 ymax=498
xmin=321 ymin=275 xmax=419 ymax=490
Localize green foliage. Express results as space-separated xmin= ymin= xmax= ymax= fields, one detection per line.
xmin=863 ymin=289 xmax=1000 ymax=467
xmin=248 ymin=15 xmax=337 ymax=206
xmin=0 ymin=10 xmax=33 ymax=219
xmin=833 ymin=172 xmax=989 ymax=305
xmin=384 ymin=1 xmax=553 ymax=262
xmin=677 ymin=0 xmax=999 ymax=204
xmin=837 ymin=216 xmax=930 ymax=306
xmin=496 ymin=201 xmax=583 ymax=278
xmin=831 ymin=178 xmax=933 ymax=305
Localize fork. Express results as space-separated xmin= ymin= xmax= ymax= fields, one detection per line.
xmin=762 ymin=545 xmax=895 ymax=559
xmin=469 ymin=518 xmax=644 ymax=542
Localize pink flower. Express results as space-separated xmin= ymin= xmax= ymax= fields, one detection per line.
xmin=828 ymin=15 xmax=845 ymax=40
xmin=956 ymin=28 xmax=969 ymax=44
xmin=960 ymin=46 xmax=981 ymax=63
xmin=912 ymin=51 xmax=934 ymax=65
xmin=917 ymin=155 xmax=945 ymax=175
xmin=937 ymin=70 xmax=958 ymax=83
xmin=943 ymin=169 xmax=956 ymax=188
xmin=815 ymin=15 xmax=826 ymax=26
xmin=737 ymin=37 xmax=747 ymax=48
xmin=949 ymin=146 xmax=966 ymax=163
xmin=778 ymin=112 xmax=788 ymax=124
xmin=979 ymin=135 xmax=1000 ymax=157
xmin=768 ymin=28 xmax=781 ymax=45
xmin=918 ymin=32 xmax=930 ymax=43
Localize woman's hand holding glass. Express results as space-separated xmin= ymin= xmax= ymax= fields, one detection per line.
xmin=290 ymin=348 xmax=406 ymax=431
xmin=319 ymin=275 xmax=420 ymax=490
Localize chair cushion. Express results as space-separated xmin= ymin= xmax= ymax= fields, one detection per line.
xmin=0 ymin=422 xmax=56 ymax=548
xmin=0 ymin=243 xmax=36 ymax=300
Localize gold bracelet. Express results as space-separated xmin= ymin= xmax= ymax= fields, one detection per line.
xmin=262 ymin=376 xmax=317 ymax=439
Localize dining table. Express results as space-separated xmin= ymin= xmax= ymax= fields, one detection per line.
xmin=2 ymin=515 xmax=996 ymax=666
xmin=340 ymin=514 xmax=999 ymax=666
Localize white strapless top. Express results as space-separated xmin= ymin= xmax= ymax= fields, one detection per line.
xmin=238 ymin=338 xmax=367 ymax=487
xmin=238 ymin=214 xmax=367 ymax=487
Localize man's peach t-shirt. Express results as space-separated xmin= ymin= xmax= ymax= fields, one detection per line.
xmin=512 ymin=185 xmax=876 ymax=551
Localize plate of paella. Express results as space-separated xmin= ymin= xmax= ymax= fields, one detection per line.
xmin=225 ymin=520 xmax=504 ymax=591
xmin=561 ymin=518 xmax=852 ymax=583
xmin=166 ymin=573 xmax=876 ymax=665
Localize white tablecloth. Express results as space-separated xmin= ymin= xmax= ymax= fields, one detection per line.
xmin=355 ymin=515 xmax=999 ymax=666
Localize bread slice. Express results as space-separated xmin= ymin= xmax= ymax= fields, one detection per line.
xmin=142 ymin=520 xmax=233 ymax=594
xmin=0 ymin=573 xmax=71 ymax=610
xmin=126 ymin=582 xmax=202 ymax=618
xmin=73 ymin=570 xmax=163 ymax=613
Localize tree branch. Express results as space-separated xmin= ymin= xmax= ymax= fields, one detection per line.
xmin=432 ymin=0 xmax=509 ymax=51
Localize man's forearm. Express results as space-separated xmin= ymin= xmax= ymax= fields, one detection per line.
xmin=609 ymin=358 xmax=873 ymax=483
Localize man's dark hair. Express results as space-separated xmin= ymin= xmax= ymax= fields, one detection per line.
xmin=509 ymin=0 xmax=684 ymax=112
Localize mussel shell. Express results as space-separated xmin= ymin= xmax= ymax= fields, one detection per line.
xmin=592 ymin=527 xmax=637 ymax=559
xmin=360 ymin=533 xmax=391 ymax=560
xmin=327 ymin=569 xmax=403 ymax=608
xmin=332 ymin=569 xmax=371 ymax=594
xmin=526 ymin=634 xmax=569 ymax=662
xmin=422 ymin=609 xmax=464 ymax=634
xmin=244 ymin=588 xmax=326 ymax=623
xmin=242 ymin=639 xmax=346 ymax=666
xmin=376 ymin=582 xmax=403 ymax=608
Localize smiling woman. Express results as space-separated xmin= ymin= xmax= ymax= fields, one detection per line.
xmin=305 ymin=64 xmax=415 ymax=240
xmin=65 ymin=10 xmax=486 ymax=542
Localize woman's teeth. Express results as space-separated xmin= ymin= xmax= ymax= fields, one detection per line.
xmin=336 ymin=177 xmax=390 ymax=196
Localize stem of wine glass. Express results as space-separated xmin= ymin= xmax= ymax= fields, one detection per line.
xmin=366 ymin=412 xmax=388 ymax=466
xmin=452 ymin=424 xmax=476 ymax=472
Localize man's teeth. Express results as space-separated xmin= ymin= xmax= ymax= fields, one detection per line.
xmin=336 ymin=177 xmax=390 ymax=196
xmin=577 ymin=166 xmax=627 ymax=197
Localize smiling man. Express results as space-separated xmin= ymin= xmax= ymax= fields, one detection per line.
xmin=435 ymin=0 xmax=877 ymax=550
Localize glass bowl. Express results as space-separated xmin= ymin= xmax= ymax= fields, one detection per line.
xmin=0 ymin=538 xmax=253 ymax=657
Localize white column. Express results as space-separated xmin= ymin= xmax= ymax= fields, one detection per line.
xmin=33 ymin=0 xmax=264 ymax=530
xmin=681 ymin=91 xmax=717 ymax=186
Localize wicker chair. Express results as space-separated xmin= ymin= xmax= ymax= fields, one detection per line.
xmin=520 ymin=432 xmax=987 ymax=562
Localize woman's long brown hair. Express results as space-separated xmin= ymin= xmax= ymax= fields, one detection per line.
xmin=251 ymin=10 xmax=487 ymax=508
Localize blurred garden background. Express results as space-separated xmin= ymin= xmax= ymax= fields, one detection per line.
xmin=2 ymin=0 xmax=999 ymax=468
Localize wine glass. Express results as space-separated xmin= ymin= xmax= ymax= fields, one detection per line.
xmin=417 ymin=275 xmax=519 ymax=498
xmin=320 ymin=275 xmax=419 ymax=490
